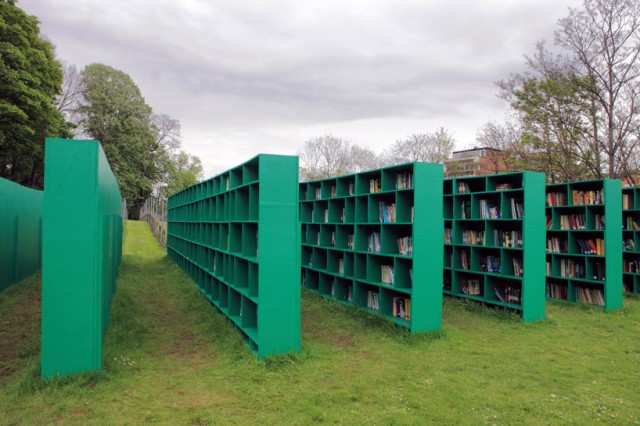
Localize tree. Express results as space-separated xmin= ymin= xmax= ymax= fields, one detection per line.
xmin=381 ymin=128 xmax=455 ymax=166
xmin=76 ymin=63 xmax=159 ymax=215
xmin=0 ymin=0 xmax=70 ymax=188
xmin=298 ymin=134 xmax=354 ymax=181
xmin=159 ymin=150 xmax=203 ymax=198
xmin=475 ymin=120 xmax=521 ymax=174
xmin=555 ymin=0 xmax=640 ymax=179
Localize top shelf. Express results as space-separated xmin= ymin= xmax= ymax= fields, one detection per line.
xmin=300 ymin=164 xmax=415 ymax=201
xmin=444 ymin=173 xmax=524 ymax=195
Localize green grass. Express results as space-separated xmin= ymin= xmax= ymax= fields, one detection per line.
xmin=1 ymin=220 xmax=640 ymax=424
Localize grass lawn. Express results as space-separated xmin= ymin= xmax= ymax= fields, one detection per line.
xmin=1 ymin=220 xmax=640 ymax=424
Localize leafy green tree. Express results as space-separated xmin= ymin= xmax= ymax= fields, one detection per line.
xmin=77 ymin=63 xmax=159 ymax=215
xmin=0 ymin=0 xmax=69 ymax=188
xmin=160 ymin=150 xmax=203 ymax=198
xmin=381 ymin=128 xmax=455 ymax=166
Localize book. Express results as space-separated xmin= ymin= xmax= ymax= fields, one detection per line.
xmin=495 ymin=183 xmax=513 ymax=191
xmin=381 ymin=265 xmax=394 ymax=284
xmin=369 ymin=178 xmax=382 ymax=193
xmin=338 ymin=258 xmax=344 ymax=274
xmin=330 ymin=185 xmax=337 ymax=198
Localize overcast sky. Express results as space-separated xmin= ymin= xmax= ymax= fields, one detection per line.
xmin=22 ymin=0 xmax=582 ymax=177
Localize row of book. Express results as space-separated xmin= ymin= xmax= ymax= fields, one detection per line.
xmin=460 ymin=250 xmax=470 ymax=270
xmin=370 ymin=178 xmax=382 ymax=193
xmin=546 ymin=282 xmax=568 ymax=300
xmin=494 ymin=230 xmax=522 ymax=248
xmin=625 ymin=216 xmax=639 ymax=230
xmin=576 ymin=286 xmax=604 ymax=306
xmin=560 ymin=259 xmax=586 ymax=279
xmin=546 ymin=192 xmax=567 ymax=207
xmin=397 ymin=236 xmax=412 ymax=256
xmin=480 ymin=256 xmax=501 ymax=273
xmin=623 ymin=238 xmax=635 ymax=251
xmin=575 ymin=238 xmax=604 ymax=256
xmin=460 ymin=278 xmax=481 ymax=295
xmin=559 ymin=214 xmax=586 ymax=230
xmin=392 ymin=296 xmax=411 ymax=321
xmin=573 ymin=189 xmax=603 ymax=205
xmin=379 ymin=202 xmax=396 ymax=223
xmin=396 ymin=172 xmax=413 ymax=190
xmin=547 ymin=237 xmax=568 ymax=253
xmin=479 ymin=199 xmax=501 ymax=219
xmin=510 ymin=198 xmax=524 ymax=219
xmin=444 ymin=228 xmax=452 ymax=243
xmin=462 ymin=229 xmax=484 ymax=245
xmin=495 ymin=284 xmax=521 ymax=305
xmin=622 ymin=193 xmax=634 ymax=209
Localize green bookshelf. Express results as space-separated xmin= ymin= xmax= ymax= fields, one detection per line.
xmin=622 ymin=186 xmax=640 ymax=293
xmin=300 ymin=162 xmax=443 ymax=332
xmin=167 ymin=154 xmax=300 ymax=358
xmin=443 ymin=172 xmax=546 ymax=322
xmin=545 ymin=179 xmax=622 ymax=310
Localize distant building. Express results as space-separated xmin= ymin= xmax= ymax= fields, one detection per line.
xmin=444 ymin=147 xmax=507 ymax=178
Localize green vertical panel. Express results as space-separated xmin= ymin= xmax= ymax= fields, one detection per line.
xmin=257 ymin=154 xmax=301 ymax=357
xmin=41 ymin=138 xmax=122 ymax=378
xmin=521 ymin=172 xmax=546 ymax=321
xmin=412 ymin=163 xmax=444 ymax=332
xmin=603 ymin=179 xmax=622 ymax=310
xmin=0 ymin=178 xmax=43 ymax=292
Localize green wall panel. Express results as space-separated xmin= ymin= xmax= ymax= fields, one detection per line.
xmin=0 ymin=178 xmax=43 ymax=292
xmin=41 ymin=139 xmax=123 ymax=378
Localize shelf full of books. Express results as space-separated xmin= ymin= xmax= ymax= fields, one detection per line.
xmin=545 ymin=179 xmax=622 ymax=310
xmin=622 ymin=186 xmax=640 ymax=294
xmin=167 ymin=154 xmax=300 ymax=358
xmin=443 ymin=172 xmax=546 ymax=322
xmin=300 ymin=163 xmax=443 ymax=332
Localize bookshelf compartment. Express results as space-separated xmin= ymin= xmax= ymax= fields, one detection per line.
xmin=575 ymin=282 xmax=605 ymax=306
xmin=312 ymin=247 xmax=327 ymax=271
xmin=456 ymin=177 xmax=485 ymax=194
xmin=321 ymin=180 xmax=335 ymax=200
xmin=487 ymin=174 xmax=523 ymax=191
xmin=455 ymin=271 xmax=485 ymax=298
xmin=354 ymin=253 xmax=367 ymax=280
xmin=318 ymin=273 xmax=333 ymax=296
xmin=210 ymin=277 xmax=220 ymax=302
xmin=444 ymin=246 xmax=453 ymax=269
xmin=342 ymin=252 xmax=354 ymax=277
xmin=485 ymin=276 xmax=522 ymax=306
xmin=242 ymin=223 xmax=258 ymax=259
xmin=456 ymin=220 xmax=485 ymax=246
xmin=357 ymin=170 xmax=382 ymax=195
xmin=473 ymin=193 xmax=502 ymax=220
xmin=335 ymin=225 xmax=354 ymax=250
xmin=300 ymin=202 xmax=313 ymax=223
xmin=230 ymin=167 xmax=243 ymax=190
xmin=354 ymin=281 xmax=380 ymax=312
xmin=354 ymin=196 xmax=368 ymax=223
xmin=328 ymin=198 xmax=345 ymax=223
xmin=333 ymin=277 xmax=353 ymax=302
xmin=369 ymin=193 xmax=396 ymax=223
xmin=355 ymin=224 xmax=381 ymax=253
xmin=319 ymin=225 xmax=334 ymax=248
xmin=454 ymin=194 xmax=472 ymax=220
xmin=585 ymin=205 xmax=605 ymax=230
xmin=313 ymin=200 xmax=329 ymax=224
xmin=306 ymin=224 xmax=320 ymax=246
xmin=394 ymin=257 xmax=413 ymax=290
xmin=229 ymin=223 xmax=242 ymax=254
xmin=380 ymin=288 xmax=411 ymax=323
xmin=242 ymin=159 xmax=259 ymax=185
xmin=381 ymin=224 xmax=413 ymax=255
xmin=344 ymin=197 xmax=356 ymax=223
xmin=327 ymin=250 xmax=343 ymax=275
xmin=241 ymin=297 xmax=258 ymax=329
xmin=234 ymin=257 xmax=249 ymax=289
xmin=218 ymin=284 xmax=229 ymax=310
xmin=472 ymin=247 xmax=502 ymax=274
xmin=395 ymin=190 xmax=414 ymax=223
xmin=228 ymin=288 xmax=242 ymax=321
xmin=304 ymin=269 xmax=319 ymax=291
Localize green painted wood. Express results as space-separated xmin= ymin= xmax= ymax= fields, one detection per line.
xmin=41 ymin=139 xmax=123 ymax=378
xmin=545 ymin=178 xmax=622 ymax=310
xmin=443 ymin=172 xmax=546 ymax=322
xmin=300 ymin=162 xmax=444 ymax=332
xmin=166 ymin=154 xmax=300 ymax=358
xmin=622 ymin=186 xmax=640 ymax=294
xmin=0 ymin=178 xmax=43 ymax=292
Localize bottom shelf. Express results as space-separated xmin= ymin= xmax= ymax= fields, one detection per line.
xmin=302 ymin=269 xmax=413 ymax=328
xmin=444 ymin=270 xmax=524 ymax=310
xmin=546 ymin=279 xmax=606 ymax=307
xmin=623 ymin=273 xmax=640 ymax=294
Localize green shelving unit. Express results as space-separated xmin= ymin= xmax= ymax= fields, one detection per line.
xmin=167 ymin=154 xmax=300 ymax=358
xmin=300 ymin=162 xmax=444 ymax=333
xmin=443 ymin=172 xmax=546 ymax=322
xmin=545 ymin=179 xmax=622 ymax=310
xmin=623 ymin=186 xmax=640 ymax=294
